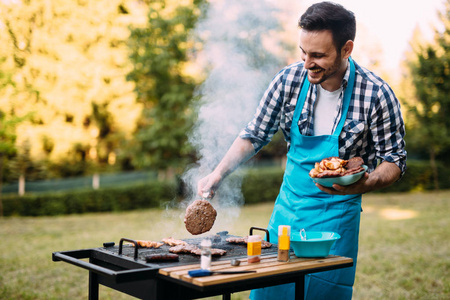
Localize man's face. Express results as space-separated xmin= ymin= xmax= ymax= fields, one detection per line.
xmin=299 ymin=29 xmax=347 ymax=91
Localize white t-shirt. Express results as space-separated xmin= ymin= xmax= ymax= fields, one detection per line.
xmin=313 ymin=84 xmax=343 ymax=136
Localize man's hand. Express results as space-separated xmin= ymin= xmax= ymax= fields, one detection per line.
xmin=315 ymin=161 xmax=401 ymax=195
xmin=315 ymin=172 xmax=369 ymax=195
xmin=197 ymin=171 xmax=222 ymax=198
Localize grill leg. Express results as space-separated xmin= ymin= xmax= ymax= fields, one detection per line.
xmin=222 ymin=293 xmax=231 ymax=300
xmin=89 ymin=271 xmax=99 ymax=300
xmin=295 ymin=275 xmax=305 ymax=300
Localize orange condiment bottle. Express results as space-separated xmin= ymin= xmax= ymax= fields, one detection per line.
xmin=247 ymin=235 xmax=261 ymax=263
xmin=277 ymin=225 xmax=291 ymax=262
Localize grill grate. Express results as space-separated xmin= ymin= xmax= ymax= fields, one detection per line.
xmin=102 ymin=231 xmax=277 ymax=267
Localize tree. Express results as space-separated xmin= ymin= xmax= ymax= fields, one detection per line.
xmin=0 ymin=0 xmax=144 ymax=177
xmin=127 ymin=0 xmax=206 ymax=178
xmin=406 ymin=0 xmax=450 ymax=189
xmin=0 ymin=112 xmax=26 ymax=216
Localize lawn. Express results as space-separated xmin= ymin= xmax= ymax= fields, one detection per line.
xmin=0 ymin=191 xmax=448 ymax=299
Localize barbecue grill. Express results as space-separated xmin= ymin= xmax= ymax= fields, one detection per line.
xmin=52 ymin=227 xmax=353 ymax=299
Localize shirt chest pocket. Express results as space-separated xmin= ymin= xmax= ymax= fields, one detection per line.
xmin=341 ymin=120 xmax=366 ymax=148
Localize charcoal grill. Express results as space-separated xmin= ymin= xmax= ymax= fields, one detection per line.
xmin=52 ymin=227 xmax=353 ymax=300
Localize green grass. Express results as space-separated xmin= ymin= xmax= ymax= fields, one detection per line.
xmin=0 ymin=191 xmax=448 ymax=299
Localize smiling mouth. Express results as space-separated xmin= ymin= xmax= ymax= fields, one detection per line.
xmin=309 ymin=68 xmax=322 ymax=73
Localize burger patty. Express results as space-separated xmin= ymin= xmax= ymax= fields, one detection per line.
xmin=184 ymin=199 xmax=217 ymax=235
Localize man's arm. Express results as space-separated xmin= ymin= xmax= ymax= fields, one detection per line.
xmin=317 ymin=161 xmax=401 ymax=195
xmin=197 ymin=137 xmax=255 ymax=196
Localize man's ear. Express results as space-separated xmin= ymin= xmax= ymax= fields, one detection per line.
xmin=341 ymin=40 xmax=354 ymax=59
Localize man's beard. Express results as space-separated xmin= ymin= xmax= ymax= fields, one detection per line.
xmin=307 ymin=55 xmax=343 ymax=86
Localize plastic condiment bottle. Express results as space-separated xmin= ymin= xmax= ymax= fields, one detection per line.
xmin=247 ymin=235 xmax=262 ymax=263
xmin=278 ymin=225 xmax=291 ymax=262
xmin=200 ymin=239 xmax=212 ymax=270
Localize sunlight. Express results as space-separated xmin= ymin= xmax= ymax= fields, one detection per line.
xmin=379 ymin=208 xmax=418 ymax=220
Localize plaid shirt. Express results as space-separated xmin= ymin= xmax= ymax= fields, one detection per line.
xmin=239 ymin=59 xmax=407 ymax=174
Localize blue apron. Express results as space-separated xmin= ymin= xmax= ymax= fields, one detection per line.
xmin=250 ymin=58 xmax=361 ymax=300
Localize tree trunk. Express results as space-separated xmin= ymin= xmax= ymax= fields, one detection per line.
xmin=430 ymin=147 xmax=439 ymax=190
xmin=92 ymin=173 xmax=100 ymax=190
xmin=19 ymin=174 xmax=25 ymax=196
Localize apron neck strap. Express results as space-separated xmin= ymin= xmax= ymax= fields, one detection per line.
xmin=294 ymin=58 xmax=356 ymax=137
xmin=333 ymin=57 xmax=355 ymax=136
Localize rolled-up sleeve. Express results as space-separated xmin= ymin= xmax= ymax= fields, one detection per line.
xmin=371 ymin=83 xmax=407 ymax=175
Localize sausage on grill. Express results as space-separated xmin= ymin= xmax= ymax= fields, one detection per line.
xmin=145 ymin=253 xmax=179 ymax=262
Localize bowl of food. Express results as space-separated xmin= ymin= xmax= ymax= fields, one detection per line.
xmin=312 ymin=165 xmax=368 ymax=187
xmin=290 ymin=230 xmax=340 ymax=258
xmin=309 ymin=157 xmax=367 ymax=188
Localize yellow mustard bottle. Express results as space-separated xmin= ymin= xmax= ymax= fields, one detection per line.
xmin=278 ymin=225 xmax=291 ymax=262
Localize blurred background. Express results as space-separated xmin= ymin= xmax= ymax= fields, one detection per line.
xmin=0 ymin=0 xmax=449 ymax=299
xmin=0 ymin=0 xmax=448 ymax=207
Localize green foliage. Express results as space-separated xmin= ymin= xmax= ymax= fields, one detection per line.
xmin=127 ymin=0 xmax=206 ymax=171
xmin=408 ymin=44 xmax=450 ymax=155
xmin=0 ymin=0 xmax=144 ymax=171
xmin=377 ymin=160 xmax=450 ymax=192
xmin=405 ymin=1 xmax=450 ymax=188
xmin=2 ymin=180 xmax=177 ymax=217
xmin=241 ymin=167 xmax=285 ymax=204
xmin=3 ymin=160 xmax=449 ymax=216
xmin=0 ymin=112 xmax=22 ymax=158
xmin=0 ymin=112 xmax=30 ymax=215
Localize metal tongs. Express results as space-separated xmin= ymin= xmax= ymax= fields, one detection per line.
xmin=201 ymin=190 xmax=214 ymax=201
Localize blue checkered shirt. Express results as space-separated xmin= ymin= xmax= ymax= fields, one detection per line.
xmin=239 ymin=59 xmax=407 ymax=174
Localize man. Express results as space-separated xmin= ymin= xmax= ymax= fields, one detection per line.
xmin=197 ymin=1 xmax=406 ymax=299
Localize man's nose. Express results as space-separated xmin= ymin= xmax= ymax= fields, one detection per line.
xmin=302 ymin=54 xmax=314 ymax=69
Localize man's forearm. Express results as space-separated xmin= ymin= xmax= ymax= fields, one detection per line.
xmin=366 ymin=161 xmax=402 ymax=192
xmin=213 ymin=137 xmax=256 ymax=179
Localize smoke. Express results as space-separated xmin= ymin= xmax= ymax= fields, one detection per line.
xmin=180 ymin=0 xmax=286 ymax=230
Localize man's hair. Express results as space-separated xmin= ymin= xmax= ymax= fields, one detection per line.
xmin=298 ymin=1 xmax=356 ymax=52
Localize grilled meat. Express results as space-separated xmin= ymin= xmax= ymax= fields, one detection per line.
xmin=162 ymin=237 xmax=188 ymax=246
xmin=310 ymin=156 xmax=364 ymax=178
xmin=135 ymin=240 xmax=164 ymax=248
xmin=169 ymin=244 xmax=227 ymax=256
xmin=346 ymin=157 xmax=364 ymax=170
xmin=145 ymin=253 xmax=179 ymax=262
xmin=169 ymin=244 xmax=199 ymax=254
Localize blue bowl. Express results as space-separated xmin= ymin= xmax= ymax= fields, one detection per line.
xmin=290 ymin=231 xmax=341 ymax=258
xmin=312 ymin=165 xmax=368 ymax=188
